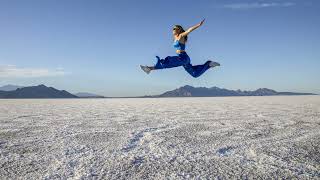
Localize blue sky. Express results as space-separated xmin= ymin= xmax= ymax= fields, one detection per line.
xmin=0 ymin=0 xmax=319 ymax=96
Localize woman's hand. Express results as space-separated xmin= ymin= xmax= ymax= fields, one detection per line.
xmin=179 ymin=18 xmax=206 ymax=37
xmin=198 ymin=19 xmax=205 ymax=27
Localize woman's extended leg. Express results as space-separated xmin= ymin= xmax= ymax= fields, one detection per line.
xmin=183 ymin=60 xmax=212 ymax=78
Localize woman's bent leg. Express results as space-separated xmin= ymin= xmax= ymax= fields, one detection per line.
xmin=183 ymin=61 xmax=211 ymax=78
xmin=154 ymin=54 xmax=190 ymax=69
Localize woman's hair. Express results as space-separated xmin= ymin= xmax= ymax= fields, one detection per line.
xmin=174 ymin=25 xmax=188 ymax=42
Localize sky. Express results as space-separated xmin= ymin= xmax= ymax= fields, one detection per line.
xmin=0 ymin=0 xmax=319 ymax=96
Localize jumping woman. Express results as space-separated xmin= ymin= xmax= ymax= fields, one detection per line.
xmin=140 ymin=19 xmax=220 ymax=78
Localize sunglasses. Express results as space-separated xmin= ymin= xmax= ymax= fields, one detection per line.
xmin=173 ymin=27 xmax=179 ymax=30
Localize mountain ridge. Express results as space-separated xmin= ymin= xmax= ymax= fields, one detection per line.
xmin=75 ymin=92 xmax=105 ymax=98
xmin=0 ymin=84 xmax=78 ymax=98
xmin=0 ymin=84 xmax=24 ymax=91
xmin=0 ymin=84 xmax=317 ymax=98
xmin=155 ymin=85 xmax=316 ymax=97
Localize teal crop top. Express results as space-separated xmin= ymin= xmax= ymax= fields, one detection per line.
xmin=173 ymin=40 xmax=186 ymax=50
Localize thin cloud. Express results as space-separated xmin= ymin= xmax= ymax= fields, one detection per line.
xmin=223 ymin=2 xmax=296 ymax=10
xmin=0 ymin=65 xmax=68 ymax=78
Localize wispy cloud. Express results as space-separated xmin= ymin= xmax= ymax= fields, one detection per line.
xmin=0 ymin=65 xmax=68 ymax=78
xmin=223 ymin=2 xmax=296 ymax=10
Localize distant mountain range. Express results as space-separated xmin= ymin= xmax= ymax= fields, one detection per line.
xmin=0 ymin=84 xmax=24 ymax=91
xmin=75 ymin=92 xmax=105 ymax=98
xmin=0 ymin=84 xmax=106 ymax=98
xmin=0 ymin=84 xmax=78 ymax=98
xmin=0 ymin=84 xmax=316 ymax=98
xmin=153 ymin=85 xmax=316 ymax=97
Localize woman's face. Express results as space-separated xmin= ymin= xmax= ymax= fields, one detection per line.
xmin=172 ymin=27 xmax=180 ymax=35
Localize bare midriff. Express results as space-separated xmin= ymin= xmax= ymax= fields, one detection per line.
xmin=176 ymin=50 xmax=186 ymax=54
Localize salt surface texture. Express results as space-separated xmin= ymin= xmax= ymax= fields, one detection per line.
xmin=0 ymin=96 xmax=319 ymax=179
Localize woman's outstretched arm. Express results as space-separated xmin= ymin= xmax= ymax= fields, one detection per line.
xmin=179 ymin=19 xmax=205 ymax=37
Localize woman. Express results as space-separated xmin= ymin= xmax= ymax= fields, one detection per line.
xmin=140 ymin=19 xmax=220 ymax=78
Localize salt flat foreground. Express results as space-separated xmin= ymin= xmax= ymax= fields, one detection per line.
xmin=0 ymin=96 xmax=319 ymax=179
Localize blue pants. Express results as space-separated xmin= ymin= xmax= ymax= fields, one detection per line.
xmin=154 ymin=52 xmax=211 ymax=78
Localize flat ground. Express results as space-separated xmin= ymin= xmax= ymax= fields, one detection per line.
xmin=0 ymin=96 xmax=319 ymax=179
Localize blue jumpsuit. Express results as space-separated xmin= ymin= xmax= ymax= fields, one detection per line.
xmin=154 ymin=40 xmax=212 ymax=78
